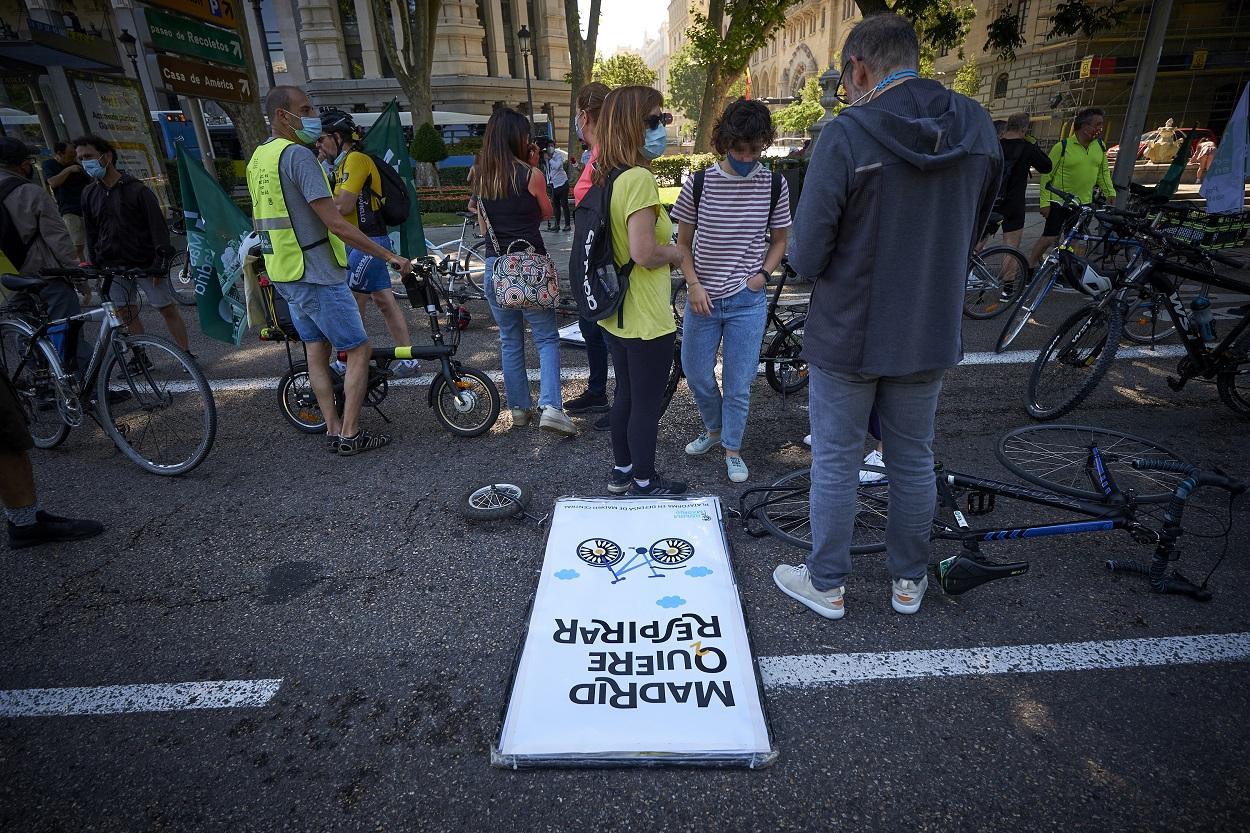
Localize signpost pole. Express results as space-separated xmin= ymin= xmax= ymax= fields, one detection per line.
xmin=185 ymin=96 xmax=218 ymax=181
xmin=1111 ymin=0 xmax=1175 ymax=207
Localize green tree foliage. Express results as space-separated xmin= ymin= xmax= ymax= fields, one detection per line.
xmin=772 ymin=77 xmax=827 ymax=135
xmin=409 ymin=122 xmax=448 ymax=187
xmin=592 ymin=53 xmax=658 ymax=89
xmin=952 ymin=56 xmax=981 ymax=97
xmin=667 ymin=43 xmax=745 ymax=123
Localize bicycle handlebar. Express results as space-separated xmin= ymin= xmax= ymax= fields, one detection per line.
xmin=1044 ymin=182 xmax=1083 ymax=207
xmin=41 ymin=265 xmax=166 ymax=280
xmin=1132 ymin=458 xmax=1247 ymax=496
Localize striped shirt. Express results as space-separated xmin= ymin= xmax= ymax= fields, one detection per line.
xmin=669 ymin=163 xmax=791 ymax=300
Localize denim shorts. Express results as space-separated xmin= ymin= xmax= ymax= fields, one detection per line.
xmin=347 ymin=235 xmax=395 ymax=294
xmin=272 ymin=280 xmax=368 ymax=351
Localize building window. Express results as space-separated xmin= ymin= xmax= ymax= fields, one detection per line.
xmin=843 ymin=0 xmax=854 ymax=20
xmin=994 ymin=72 xmax=1009 ymax=99
xmin=821 ymin=9 xmax=826 ymax=29
xmin=1017 ymin=0 xmax=1032 ymax=29
xmin=938 ymin=44 xmax=949 ymax=58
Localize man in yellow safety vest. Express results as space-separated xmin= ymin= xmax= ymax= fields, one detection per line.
xmin=247 ymin=85 xmax=413 ymax=455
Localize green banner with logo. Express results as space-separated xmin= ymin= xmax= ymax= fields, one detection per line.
xmin=359 ymin=98 xmax=427 ymax=258
xmin=175 ymin=144 xmax=250 ymax=345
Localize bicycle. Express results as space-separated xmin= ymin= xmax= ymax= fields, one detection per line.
xmin=391 ymin=213 xmax=488 ymax=304
xmin=964 ymin=245 xmax=1031 ymax=319
xmin=273 ymin=255 xmax=500 ymax=437
xmin=0 ymin=262 xmax=216 ymax=476
xmin=576 ymin=537 xmax=696 ymax=584
xmin=740 ymin=424 xmax=1245 ymax=601
xmin=1025 ymin=205 xmax=1248 ymax=421
xmin=165 ymin=207 xmax=197 ymax=307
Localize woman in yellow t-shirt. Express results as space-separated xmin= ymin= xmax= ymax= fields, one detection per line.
xmin=594 ymin=86 xmax=687 ymax=496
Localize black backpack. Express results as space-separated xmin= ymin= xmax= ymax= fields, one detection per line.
xmin=362 ymin=152 xmax=411 ymax=227
xmin=569 ymin=167 xmax=635 ymax=326
xmin=0 ymin=176 xmax=34 ymax=273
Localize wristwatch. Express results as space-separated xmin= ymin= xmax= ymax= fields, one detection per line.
xmin=755 ymin=269 xmax=769 ymax=283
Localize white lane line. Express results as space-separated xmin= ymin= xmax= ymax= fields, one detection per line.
xmin=760 ymin=632 xmax=1250 ymax=689
xmin=0 ymin=679 xmax=282 ymax=718
xmin=200 ymin=345 xmax=1190 ymax=394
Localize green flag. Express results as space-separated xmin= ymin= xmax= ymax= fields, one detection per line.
xmin=175 ymin=145 xmax=250 ymax=346
xmin=359 ymin=98 xmax=427 ymax=258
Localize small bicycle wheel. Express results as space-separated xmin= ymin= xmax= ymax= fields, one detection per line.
xmin=96 ymin=335 xmax=216 ymax=476
xmin=1026 ymin=301 xmax=1123 ymax=421
xmin=1120 ymin=291 xmax=1176 ymax=345
xmin=431 ymin=367 xmax=500 ymax=437
xmin=754 ymin=468 xmax=888 ymax=554
xmin=764 ymin=316 xmax=808 ymax=394
xmin=649 ymin=538 xmax=695 ymax=567
xmin=577 ymin=538 xmax=623 ymax=567
xmin=167 ymin=251 xmax=197 ymax=306
xmin=277 ymin=361 xmax=333 ymax=433
xmin=461 ymin=482 xmax=532 ymax=521
xmin=996 ymin=424 xmax=1190 ymax=504
xmin=995 ymin=262 xmax=1054 ymax=353
xmin=1216 ymin=329 xmax=1250 ymax=420
xmin=964 ymin=246 xmax=1028 ymax=320
xmin=0 ymin=320 xmax=70 ymax=449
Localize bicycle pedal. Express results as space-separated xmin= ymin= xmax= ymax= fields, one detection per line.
xmin=965 ymin=491 xmax=996 ymax=516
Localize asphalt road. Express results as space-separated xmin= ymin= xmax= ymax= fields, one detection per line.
xmin=3 ymin=215 xmax=1250 ymax=832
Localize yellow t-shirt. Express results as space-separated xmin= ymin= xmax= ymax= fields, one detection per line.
xmin=599 ymin=167 xmax=676 ymax=341
xmin=334 ymin=150 xmax=384 ymax=231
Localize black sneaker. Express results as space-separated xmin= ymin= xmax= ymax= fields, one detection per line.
xmin=607 ymin=467 xmax=633 ymax=495
xmin=594 ymin=413 xmax=612 ymax=432
xmin=565 ymin=390 xmax=610 ymax=414
xmin=630 ymin=475 xmax=688 ymax=496
xmin=998 ymin=281 xmax=1016 ymax=302
xmin=8 ymin=511 xmax=105 ymax=549
xmin=335 ymin=429 xmax=392 ymax=456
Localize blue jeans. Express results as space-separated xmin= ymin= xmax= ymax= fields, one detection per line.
xmin=347 ymin=234 xmax=395 ymax=293
xmin=680 ymin=285 xmax=768 ymax=451
xmin=484 ymin=257 xmax=563 ymax=410
xmin=806 ymin=366 xmax=944 ymax=591
xmin=272 ymin=280 xmax=369 ymax=351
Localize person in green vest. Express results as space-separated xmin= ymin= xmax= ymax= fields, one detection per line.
xmin=246 ymin=85 xmax=413 ymax=456
xmin=1031 ymin=107 xmax=1115 ymax=267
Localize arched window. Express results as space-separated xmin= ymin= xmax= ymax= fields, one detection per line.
xmin=994 ymin=73 xmax=1009 ymax=99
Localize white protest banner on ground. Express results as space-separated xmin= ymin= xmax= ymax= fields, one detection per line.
xmin=494 ymin=497 xmax=775 ymax=767
xmin=557 ymin=321 xmax=585 ymax=346
xmin=1200 ymin=84 xmax=1249 ymax=214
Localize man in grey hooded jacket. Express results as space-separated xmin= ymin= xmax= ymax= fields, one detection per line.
xmin=774 ymin=13 xmax=1002 ymax=620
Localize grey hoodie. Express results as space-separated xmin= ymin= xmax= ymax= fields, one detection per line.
xmin=791 ymin=79 xmax=1001 ymax=376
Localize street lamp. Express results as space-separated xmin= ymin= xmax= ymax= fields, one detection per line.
xmin=517 ymin=24 xmax=535 ymax=136
xmin=118 ymin=28 xmax=139 ymax=78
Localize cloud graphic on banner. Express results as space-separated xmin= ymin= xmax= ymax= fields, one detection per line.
xmin=554 ymin=569 xmax=580 ymax=580
xmin=685 ymin=566 xmax=713 ymax=578
xmin=656 ymin=595 xmax=687 ymax=609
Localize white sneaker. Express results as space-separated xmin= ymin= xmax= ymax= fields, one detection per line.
xmin=860 ymin=448 xmax=886 ymax=484
xmin=773 ymin=564 xmax=846 ymax=620
xmin=725 ymin=455 xmax=749 ymax=483
xmin=685 ymin=431 xmax=720 ymax=455
xmin=330 ymin=359 xmax=347 ymax=375
xmin=539 ymin=405 xmax=578 ymax=437
xmin=510 ymin=407 xmax=531 ymax=427
xmin=891 ymin=574 xmax=928 ymax=615
xmin=803 ymin=434 xmax=812 ymax=447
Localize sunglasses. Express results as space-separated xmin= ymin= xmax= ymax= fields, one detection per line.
xmin=644 ymin=112 xmax=674 ymax=130
xmin=835 ymin=58 xmax=854 ymax=105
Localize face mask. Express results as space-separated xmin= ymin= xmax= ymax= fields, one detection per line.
xmin=850 ymin=68 xmax=920 ymax=106
xmin=334 ymin=149 xmax=348 ymax=167
xmin=575 ymin=112 xmax=586 ymax=143
xmin=642 ymin=124 xmax=668 ymax=160
xmin=82 ymin=159 xmax=107 ymax=180
xmin=726 ymin=155 xmax=758 ymax=177
xmin=284 ymin=109 xmax=322 ymax=144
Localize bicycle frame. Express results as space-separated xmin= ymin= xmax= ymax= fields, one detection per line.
xmin=6 ymin=295 xmax=128 ymax=405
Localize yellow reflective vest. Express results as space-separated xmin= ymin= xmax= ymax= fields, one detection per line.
xmin=245 ymin=137 xmax=347 ymax=282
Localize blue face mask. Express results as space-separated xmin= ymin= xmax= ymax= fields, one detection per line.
xmin=575 ymin=113 xmax=586 ymax=143
xmin=334 ymin=149 xmax=348 ymax=167
xmin=726 ymin=155 xmax=758 ymax=177
xmin=642 ymin=124 xmax=668 ymax=160
xmin=82 ymin=158 xmax=106 ymax=180
xmin=283 ymin=109 xmax=322 ymax=144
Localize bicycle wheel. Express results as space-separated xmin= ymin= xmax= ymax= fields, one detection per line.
xmin=670 ymin=280 xmax=687 ymax=326
xmin=996 ymin=424 xmax=1190 ymax=504
xmin=649 ymin=538 xmax=695 ymax=566
xmin=964 ymin=246 xmax=1029 ymax=320
xmin=1216 ymin=329 xmax=1250 ymax=420
xmin=995 ymin=262 xmax=1055 ymax=353
xmin=764 ymin=316 xmax=808 ymax=394
xmin=1026 ymin=301 xmax=1123 ymax=421
xmin=0 ymin=320 xmax=70 ymax=449
xmin=754 ymin=468 xmax=888 ymax=554
xmin=578 ymin=538 xmax=623 ymax=567
xmin=96 ymin=335 xmax=216 ymax=475
xmin=461 ymin=482 xmax=533 ymax=521
xmin=277 ymin=361 xmax=333 ymax=433
xmin=430 ymin=366 xmax=500 ymax=437
xmin=167 ymin=251 xmax=197 ymax=306
xmin=659 ymin=339 xmax=683 ymax=417
xmin=1120 ymin=289 xmax=1176 ymax=345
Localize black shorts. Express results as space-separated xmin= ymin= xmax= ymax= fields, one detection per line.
xmin=1000 ymin=204 xmax=1026 ymax=233
xmin=0 ymin=371 xmax=35 ymax=454
xmin=1043 ymin=204 xmax=1076 ymax=237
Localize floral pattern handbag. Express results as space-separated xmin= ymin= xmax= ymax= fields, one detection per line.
xmin=478 ymin=203 xmax=559 ymax=310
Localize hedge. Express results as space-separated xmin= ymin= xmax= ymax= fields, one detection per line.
xmin=445 ymin=137 xmax=483 ymax=156
xmin=438 ymin=166 xmax=472 ymax=187
xmin=650 ymin=153 xmax=717 ymax=187
xmin=416 ymin=186 xmax=472 ymax=213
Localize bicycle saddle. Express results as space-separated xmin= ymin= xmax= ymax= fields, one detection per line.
xmin=1 ymin=274 xmax=47 ymax=292
xmin=936 ymin=553 xmax=1029 ymax=595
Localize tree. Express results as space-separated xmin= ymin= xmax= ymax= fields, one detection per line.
xmin=772 ymin=77 xmax=826 ymax=136
xmin=952 ymin=55 xmax=980 ymax=98
xmin=667 ymin=42 xmax=744 ymax=124
xmin=218 ymin=2 xmax=267 ymax=160
xmin=370 ymin=0 xmax=440 ymax=128
xmin=563 ymin=0 xmax=603 ymax=159
xmin=409 ymin=122 xmax=448 ymax=187
xmin=592 ymin=53 xmax=658 ymax=89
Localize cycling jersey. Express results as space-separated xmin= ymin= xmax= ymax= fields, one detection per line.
xmin=1038 ymin=137 xmax=1115 ymax=208
xmin=334 ymin=150 xmax=386 ymax=235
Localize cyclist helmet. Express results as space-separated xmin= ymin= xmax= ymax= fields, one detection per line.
xmin=320 ymin=109 xmax=362 ymax=143
xmin=1059 ymin=249 xmax=1112 ymax=296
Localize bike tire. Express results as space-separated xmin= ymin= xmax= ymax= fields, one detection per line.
xmin=1120 ymin=292 xmax=1177 ymax=345
xmin=431 ymin=367 xmax=500 ymax=437
xmin=1026 ymin=301 xmax=1123 ymax=421
xmin=964 ymin=246 xmax=1029 ymax=320
xmin=277 ymin=361 xmax=334 ymax=433
xmin=1216 ymin=328 xmax=1250 ymax=420
xmin=995 ymin=262 xmax=1055 ymax=353
xmin=0 ymin=319 xmax=71 ymax=449
xmin=96 ymin=335 xmax=216 ymax=475
xmin=671 ymin=280 xmax=687 ymax=327
xmin=461 ymin=482 xmax=533 ymax=521
xmin=168 ymin=251 xmax=197 ymax=306
xmin=659 ymin=338 xmax=683 ymax=418
xmin=996 ymin=424 xmax=1190 ymax=504
xmin=754 ymin=468 xmax=888 ymax=554
xmin=764 ymin=316 xmax=808 ymax=394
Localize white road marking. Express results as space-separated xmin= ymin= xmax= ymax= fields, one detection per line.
xmin=760 ymin=632 xmax=1250 ymax=689
xmin=0 ymin=679 xmax=282 ymax=718
xmin=199 ymin=345 xmax=1190 ymax=394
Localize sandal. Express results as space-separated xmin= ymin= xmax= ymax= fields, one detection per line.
xmin=335 ymin=430 xmax=392 ymax=456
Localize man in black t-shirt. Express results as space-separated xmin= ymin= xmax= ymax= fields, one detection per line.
xmin=992 ymin=112 xmax=1051 ymax=296
xmin=42 ymin=141 xmax=89 ymax=264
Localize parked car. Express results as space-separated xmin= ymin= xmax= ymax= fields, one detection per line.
xmin=1106 ymin=127 xmax=1217 ymax=163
